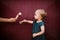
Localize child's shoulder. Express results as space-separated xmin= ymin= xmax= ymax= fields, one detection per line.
xmin=39 ymin=21 xmax=44 ymax=26
xmin=33 ymin=20 xmax=36 ymax=23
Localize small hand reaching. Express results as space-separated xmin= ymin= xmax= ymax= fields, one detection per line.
xmin=19 ymin=19 xmax=27 ymax=24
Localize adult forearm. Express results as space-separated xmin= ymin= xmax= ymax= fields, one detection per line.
xmin=0 ymin=18 xmax=9 ymax=22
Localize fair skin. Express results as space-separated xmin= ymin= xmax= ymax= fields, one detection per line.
xmin=19 ymin=10 xmax=45 ymax=38
xmin=0 ymin=12 xmax=22 ymax=22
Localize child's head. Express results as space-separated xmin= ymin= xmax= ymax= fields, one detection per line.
xmin=34 ymin=9 xmax=47 ymax=20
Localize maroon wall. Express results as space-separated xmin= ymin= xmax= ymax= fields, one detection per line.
xmin=0 ymin=0 xmax=59 ymax=40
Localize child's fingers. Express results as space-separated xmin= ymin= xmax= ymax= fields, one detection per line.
xmin=19 ymin=19 xmax=26 ymax=24
xmin=23 ymin=19 xmax=27 ymax=22
xmin=19 ymin=21 xmax=23 ymax=24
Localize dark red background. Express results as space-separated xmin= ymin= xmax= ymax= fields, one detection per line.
xmin=0 ymin=0 xmax=60 ymax=40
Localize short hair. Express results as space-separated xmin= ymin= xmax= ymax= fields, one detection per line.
xmin=36 ymin=9 xmax=47 ymax=20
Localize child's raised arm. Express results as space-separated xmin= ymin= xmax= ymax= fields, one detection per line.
xmin=19 ymin=19 xmax=33 ymax=24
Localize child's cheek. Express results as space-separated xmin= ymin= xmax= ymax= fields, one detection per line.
xmin=34 ymin=16 xmax=38 ymax=19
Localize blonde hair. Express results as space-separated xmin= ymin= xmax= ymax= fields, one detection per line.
xmin=36 ymin=9 xmax=47 ymax=20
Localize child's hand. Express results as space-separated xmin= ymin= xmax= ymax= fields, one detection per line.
xmin=33 ymin=33 xmax=37 ymax=38
xmin=19 ymin=19 xmax=27 ymax=24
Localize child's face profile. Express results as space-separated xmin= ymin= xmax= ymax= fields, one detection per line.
xmin=34 ymin=9 xmax=46 ymax=20
xmin=34 ymin=10 xmax=41 ymax=20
